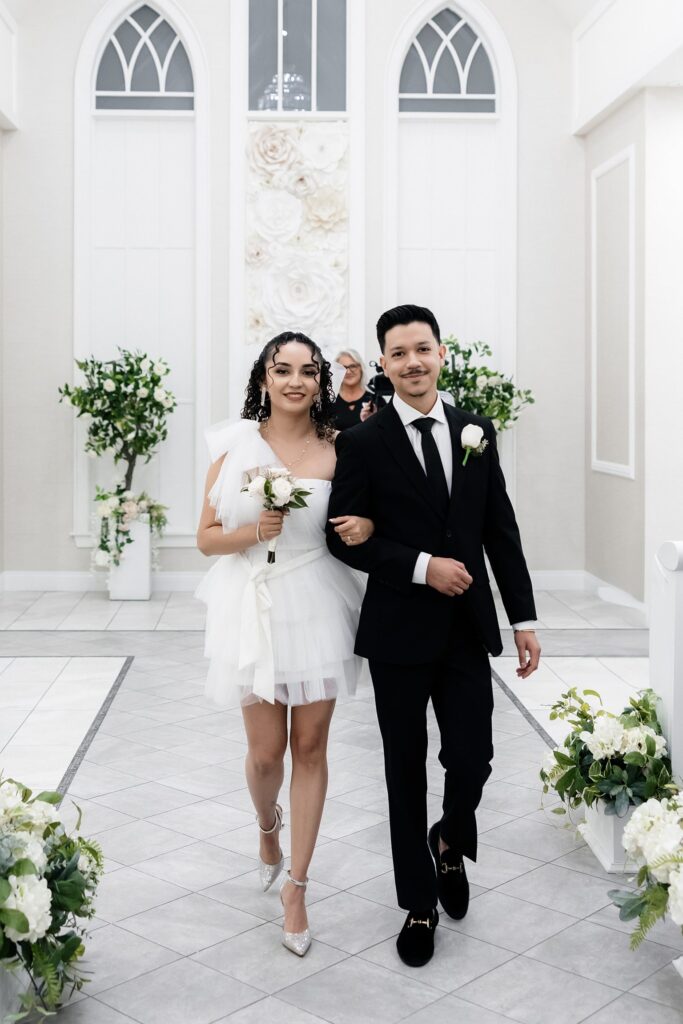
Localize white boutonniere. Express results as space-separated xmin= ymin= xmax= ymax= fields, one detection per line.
xmin=461 ymin=424 xmax=489 ymax=466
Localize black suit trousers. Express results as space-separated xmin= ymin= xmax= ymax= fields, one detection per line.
xmin=369 ymin=623 xmax=493 ymax=912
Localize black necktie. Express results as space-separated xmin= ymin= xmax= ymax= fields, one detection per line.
xmin=413 ymin=417 xmax=450 ymax=513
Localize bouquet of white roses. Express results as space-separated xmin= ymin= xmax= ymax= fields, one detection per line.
xmin=0 ymin=775 xmax=103 ymax=1020
xmin=608 ymin=792 xmax=683 ymax=954
xmin=242 ymin=468 xmax=311 ymax=563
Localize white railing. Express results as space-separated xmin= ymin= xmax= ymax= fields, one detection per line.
xmin=650 ymin=540 xmax=683 ymax=781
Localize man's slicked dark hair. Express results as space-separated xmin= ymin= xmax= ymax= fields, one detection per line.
xmin=376 ymin=304 xmax=441 ymax=352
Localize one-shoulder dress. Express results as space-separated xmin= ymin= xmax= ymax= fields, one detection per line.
xmin=195 ymin=418 xmax=365 ymax=707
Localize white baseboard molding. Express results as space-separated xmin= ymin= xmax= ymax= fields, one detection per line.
xmin=0 ymin=571 xmax=204 ymax=593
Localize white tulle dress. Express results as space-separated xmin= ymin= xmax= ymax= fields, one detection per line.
xmin=195 ymin=418 xmax=366 ymax=708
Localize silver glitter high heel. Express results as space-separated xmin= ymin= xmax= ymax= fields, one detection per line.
xmin=257 ymin=804 xmax=284 ymax=892
xmin=280 ymin=871 xmax=311 ymax=957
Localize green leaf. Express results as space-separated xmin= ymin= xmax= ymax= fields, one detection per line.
xmin=10 ymin=859 xmax=38 ymax=877
xmin=553 ymin=750 xmax=575 ymax=767
xmin=623 ymin=751 xmax=646 ymax=766
xmin=0 ymin=908 xmax=30 ymax=934
xmin=0 ymin=877 xmax=11 ymax=903
xmin=31 ymin=790 xmax=61 ymax=805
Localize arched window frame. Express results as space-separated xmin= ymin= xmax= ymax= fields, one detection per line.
xmin=73 ymin=1 xmax=210 ymax=551
xmin=94 ymin=3 xmax=195 ymax=114
xmin=398 ymin=8 xmax=497 ymax=116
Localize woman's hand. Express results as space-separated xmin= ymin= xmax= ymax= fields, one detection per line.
xmin=258 ymin=509 xmax=284 ymax=543
xmin=360 ymin=401 xmax=376 ymax=422
xmin=329 ymin=515 xmax=375 ymax=546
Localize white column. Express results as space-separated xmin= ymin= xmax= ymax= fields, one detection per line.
xmin=649 ymin=541 xmax=683 ymax=780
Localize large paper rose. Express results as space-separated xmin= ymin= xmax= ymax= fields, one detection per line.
xmin=251 ymin=190 xmax=303 ymax=243
xmin=250 ymin=124 xmax=298 ymax=179
xmin=286 ymin=168 xmax=319 ymax=197
xmin=261 ymin=254 xmax=345 ymax=333
xmin=299 ymin=125 xmax=348 ymax=171
xmin=246 ymin=236 xmax=271 ymax=267
xmin=306 ymin=186 xmax=347 ymax=230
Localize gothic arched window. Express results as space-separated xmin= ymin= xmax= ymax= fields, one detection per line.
xmin=249 ymin=0 xmax=347 ymax=113
xmin=399 ymin=7 xmax=496 ymax=114
xmin=95 ymin=4 xmax=194 ymax=110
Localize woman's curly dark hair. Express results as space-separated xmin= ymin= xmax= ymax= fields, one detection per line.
xmin=241 ymin=331 xmax=337 ymax=442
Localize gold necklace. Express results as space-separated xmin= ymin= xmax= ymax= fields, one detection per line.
xmin=261 ymin=422 xmax=318 ymax=471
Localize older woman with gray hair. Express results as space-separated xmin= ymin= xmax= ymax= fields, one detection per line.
xmin=332 ymin=348 xmax=375 ymax=430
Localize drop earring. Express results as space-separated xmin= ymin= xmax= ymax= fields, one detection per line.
xmin=260 ymin=386 xmax=267 ymax=407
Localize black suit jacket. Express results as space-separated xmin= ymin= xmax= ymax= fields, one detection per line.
xmin=326 ymin=401 xmax=536 ymax=663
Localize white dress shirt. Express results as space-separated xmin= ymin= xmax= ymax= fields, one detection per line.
xmin=392 ymin=392 xmax=537 ymax=632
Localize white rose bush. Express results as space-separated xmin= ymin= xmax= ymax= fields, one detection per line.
xmin=539 ymin=688 xmax=675 ymax=819
xmin=242 ymin=468 xmax=311 ymax=563
xmin=59 ymin=349 xmax=173 ymax=570
xmin=0 ymin=775 xmax=103 ymax=1019
xmin=246 ymin=122 xmax=348 ymax=347
xmin=438 ymin=338 xmax=534 ymax=432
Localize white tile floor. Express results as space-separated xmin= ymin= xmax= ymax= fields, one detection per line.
xmin=0 ymin=591 xmax=680 ymax=1024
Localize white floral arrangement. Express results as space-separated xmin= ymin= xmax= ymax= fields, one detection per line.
xmin=540 ymin=688 xmax=675 ymax=819
xmin=246 ymin=122 xmax=348 ymax=347
xmin=0 ymin=776 xmax=103 ymax=1019
xmin=93 ymin=484 xmax=167 ymax=570
xmin=608 ymin=792 xmax=683 ymax=964
xmin=59 ymin=350 xmax=175 ymax=572
xmin=242 ymin=467 xmax=311 ymax=563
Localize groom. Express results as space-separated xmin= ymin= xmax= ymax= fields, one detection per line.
xmin=326 ymin=304 xmax=540 ymax=967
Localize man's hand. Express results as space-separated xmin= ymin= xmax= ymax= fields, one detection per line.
xmin=514 ymin=630 xmax=541 ymax=678
xmin=426 ymin=557 xmax=473 ymax=596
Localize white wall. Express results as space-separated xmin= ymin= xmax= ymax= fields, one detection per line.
xmin=643 ymin=88 xmax=683 ymax=601
xmin=1 ymin=0 xmax=585 ymax=580
xmin=0 ymin=1 xmax=17 ymax=129
xmin=583 ymin=93 xmax=645 ymax=599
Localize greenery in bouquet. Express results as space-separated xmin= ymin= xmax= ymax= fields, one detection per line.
xmin=58 ymin=349 xmax=176 ymax=491
xmin=93 ymin=484 xmax=168 ymax=569
xmin=0 ymin=776 xmax=103 ymax=1021
xmin=608 ymin=792 xmax=683 ymax=949
xmin=540 ymin=688 xmax=676 ymax=819
xmin=437 ymin=337 xmax=534 ymax=432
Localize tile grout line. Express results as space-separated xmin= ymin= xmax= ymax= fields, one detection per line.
xmin=57 ymin=656 xmax=134 ymax=800
xmin=491 ymin=667 xmax=555 ymax=748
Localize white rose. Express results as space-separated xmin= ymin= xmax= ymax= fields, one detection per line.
xmin=250 ymin=124 xmax=298 ymax=178
xmin=94 ymin=549 xmax=111 ymax=567
xmin=489 ymin=375 xmax=503 ymax=386
xmin=246 ymin=236 xmax=270 ymax=267
xmin=96 ymin=504 xmax=111 ymax=519
xmin=461 ymin=424 xmax=484 ymax=451
xmin=140 ymin=358 xmax=151 ymax=375
xmin=163 ymin=396 xmax=174 ymax=409
xmin=623 ymin=798 xmax=673 ymax=861
xmin=0 ymin=782 xmax=25 ymax=815
xmin=579 ymin=716 xmax=624 ymax=760
xmin=261 ymin=253 xmax=344 ymax=333
xmin=137 ymin=386 xmax=148 ymax=398
xmin=668 ymin=866 xmax=683 ymax=926
xmin=286 ymin=168 xmax=319 ymax=197
xmin=247 ymin=476 xmax=267 ymax=499
xmin=122 ymin=501 xmax=138 ymax=518
xmin=476 ymin=374 xmax=488 ymax=390
xmin=153 ymin=361 xmax=166 ymax=375
xmin=154 ymin=387 xmax=166 ymax=402
xmin=3 ymin=874 xmax=52 ymax=943
xmin=251 ymin=189 xmax=303 ymax=244
xmin=271 ymin=477 xmax=293 ymax=507
xmin=299 ymin=125 xmax=348 ymax=170
xmin=306 ymin=187 xmax=347 ymax=230
xmin=103 ymin=379 xmax=115 ymax=392
xmin=138 ymin=499 xmax=148 ymax=512
xmin=106 ymin=496 xmax=120 ymax=510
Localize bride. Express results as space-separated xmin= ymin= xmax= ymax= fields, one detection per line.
xmin=195 ymin=331 xmax=371 ymax=957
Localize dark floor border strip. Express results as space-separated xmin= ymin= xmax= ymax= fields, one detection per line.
xmin=491 ymin=666 xmax=555 ymax=749
xmin=56 ymin=655 xmax=134 ymax=801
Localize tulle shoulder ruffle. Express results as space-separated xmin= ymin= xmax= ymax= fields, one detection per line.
xmin=205 ymin=418 xmax=277 ymax=531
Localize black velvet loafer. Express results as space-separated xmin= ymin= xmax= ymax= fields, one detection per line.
xmin=396 ymin=908 xmax=439 ymax=967
xmin=428 ymin=821 xmax=470 ymax=920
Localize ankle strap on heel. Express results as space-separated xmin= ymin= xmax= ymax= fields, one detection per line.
xmin=284 ymin=870 xmax=308 ymax=888
xmin=257 ymin=803 xmax=283 ymax=835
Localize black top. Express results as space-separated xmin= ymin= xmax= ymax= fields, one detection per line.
xmin=332 ymin=390 xmax=374 ymax=431
xmin=326 ymin=401 xmax=536 ymax=662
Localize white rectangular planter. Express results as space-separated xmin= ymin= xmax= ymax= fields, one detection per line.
xmin=582 ymin=801 xmax=634 ymax=872
xmin=108 ymin=518 xmax=151 ymax=601
xmin=0 ymin=966 xmax=29 ymax=1020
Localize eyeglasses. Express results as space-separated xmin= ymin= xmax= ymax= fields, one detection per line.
xmin=340 ymin=363 xmax=360 ymax=371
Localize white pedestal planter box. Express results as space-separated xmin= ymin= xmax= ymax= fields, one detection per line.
xmin=0 ymin=967 xmax=28 ymax=1021
xmin=108 ymin=518 xmax=151 ymax=601
xmin=582 ymin=801 xmax=634 ymax=872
